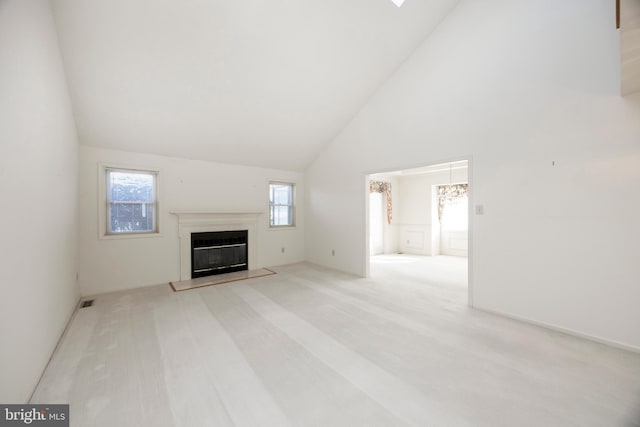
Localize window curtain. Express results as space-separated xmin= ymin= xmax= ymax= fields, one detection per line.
xmin=437 ymin=183 xmax=468 ymax=222
xmin=370 ymin=181 xmax=392 ymax=224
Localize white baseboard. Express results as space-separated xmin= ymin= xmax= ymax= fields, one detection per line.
xmin=29 ymin=295 xmax=82 ymax=403
xmin=474 ymin=305 xmax=640 ymax=354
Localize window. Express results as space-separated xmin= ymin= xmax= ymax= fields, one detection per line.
xmin=441 ymin=197 xmax=468 ymax=231
xmin=437 ymin=183 xmax=468 ymax=231
xmin=269 ymin=182 xmax=295 ymax=227
xmin=105 ymin=168 xmax=158 ymax=235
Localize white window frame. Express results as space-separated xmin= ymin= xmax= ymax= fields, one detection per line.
xmin=268 ymin=181 xmax=296 ymax=228
xmin=99 ymin=164 xmax=161 ymax=239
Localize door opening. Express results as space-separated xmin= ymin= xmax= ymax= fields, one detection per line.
xmin=365 ymin=159 xmax=472 ymax=306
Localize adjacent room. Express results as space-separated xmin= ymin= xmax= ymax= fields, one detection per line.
xmin=2 ymin=0 xmax=640 ymax=426
xmin=368 ymin=160 xmax=470 ymax=305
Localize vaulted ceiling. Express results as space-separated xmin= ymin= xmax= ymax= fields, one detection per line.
xmin=52 ymin=0 xmax=459 ymax=171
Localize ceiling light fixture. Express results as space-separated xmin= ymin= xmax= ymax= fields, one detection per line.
xmin=443 ymin=164 xmax=454 ymax=201
xmin=391 ymin=0 xmax=405 ymax=7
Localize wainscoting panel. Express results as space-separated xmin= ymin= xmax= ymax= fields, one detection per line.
xmin=399 ymin=225 xmax=430 ymax=255
xmin=440 ymin=229 xmax=468 ymax=257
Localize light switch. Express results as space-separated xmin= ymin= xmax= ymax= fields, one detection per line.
xmin=475 ymin=205 xmax=484 ymax=215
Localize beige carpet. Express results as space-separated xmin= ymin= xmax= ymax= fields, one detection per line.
xmin=170 ymin=268 xmax=276 ymax=291
xmin=30 ymin=257 xmax=640 ymax=426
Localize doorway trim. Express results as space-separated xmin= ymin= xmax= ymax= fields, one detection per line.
xmin=363 ymin=156 xmax=474 ymax=308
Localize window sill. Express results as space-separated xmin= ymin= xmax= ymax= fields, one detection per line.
xmin=268 ymin=225 xmax=297 ymax=231
xmin=99 ymin=232 xmax=163 ymax=240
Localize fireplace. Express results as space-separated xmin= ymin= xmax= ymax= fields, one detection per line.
xmin=191 ymin=230 xmax=248 ymax=278
xmin=172 ymin=212 xmax=261 ymax=281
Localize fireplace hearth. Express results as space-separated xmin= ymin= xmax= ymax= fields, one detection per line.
xmin=191 ymin=230 xmax=248 ymax=278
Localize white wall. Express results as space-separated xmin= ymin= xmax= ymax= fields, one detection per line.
xmin=0 ymin=0 xmax=79 ymax=402
xmin=306 ymin=0 xmax=640 ymax=350
xmin=79 ymin=146 xmax=305 ymax=295
xmin=396 ymin=168 xmax=467 ymax=256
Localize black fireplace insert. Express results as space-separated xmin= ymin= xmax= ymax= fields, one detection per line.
xmin=191 ymin=230 xmax=248 ymax=278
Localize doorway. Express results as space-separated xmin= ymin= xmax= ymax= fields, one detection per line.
xmin=366 ymin=159 xmax=472 ymax=306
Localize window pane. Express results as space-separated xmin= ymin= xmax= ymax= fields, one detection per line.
xmin=278 ymin=188 xmax=291 ymax=204
xmin=109 ymin=203 xmax=155 ymax=233
xmin=269 ymin=182 xmax=294 ymax=226
xmin=270 ymin=205 xmax=291 ymax=226
xmin=441 ymin=197 xmax=468 ymax=231
xmin=270 ymin=184 xmax=291 ymax=204
xmin=105 ymin=168 xmax=158 ymax=235
xmin=278 ymin=205 xmax=289 ymax=225
xmin=108 ymin=171 xmax=154 ymax=202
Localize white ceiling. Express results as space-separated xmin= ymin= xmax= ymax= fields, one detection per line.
xmin=52 ymin=0 xmax=459 ymax=171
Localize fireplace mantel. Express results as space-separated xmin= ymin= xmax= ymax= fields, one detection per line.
xmin=171 ymin=212 xmax=262 ymax=281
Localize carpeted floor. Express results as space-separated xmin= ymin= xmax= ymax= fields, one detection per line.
xmin=31 ymin=255 xmax=640 ymax=426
